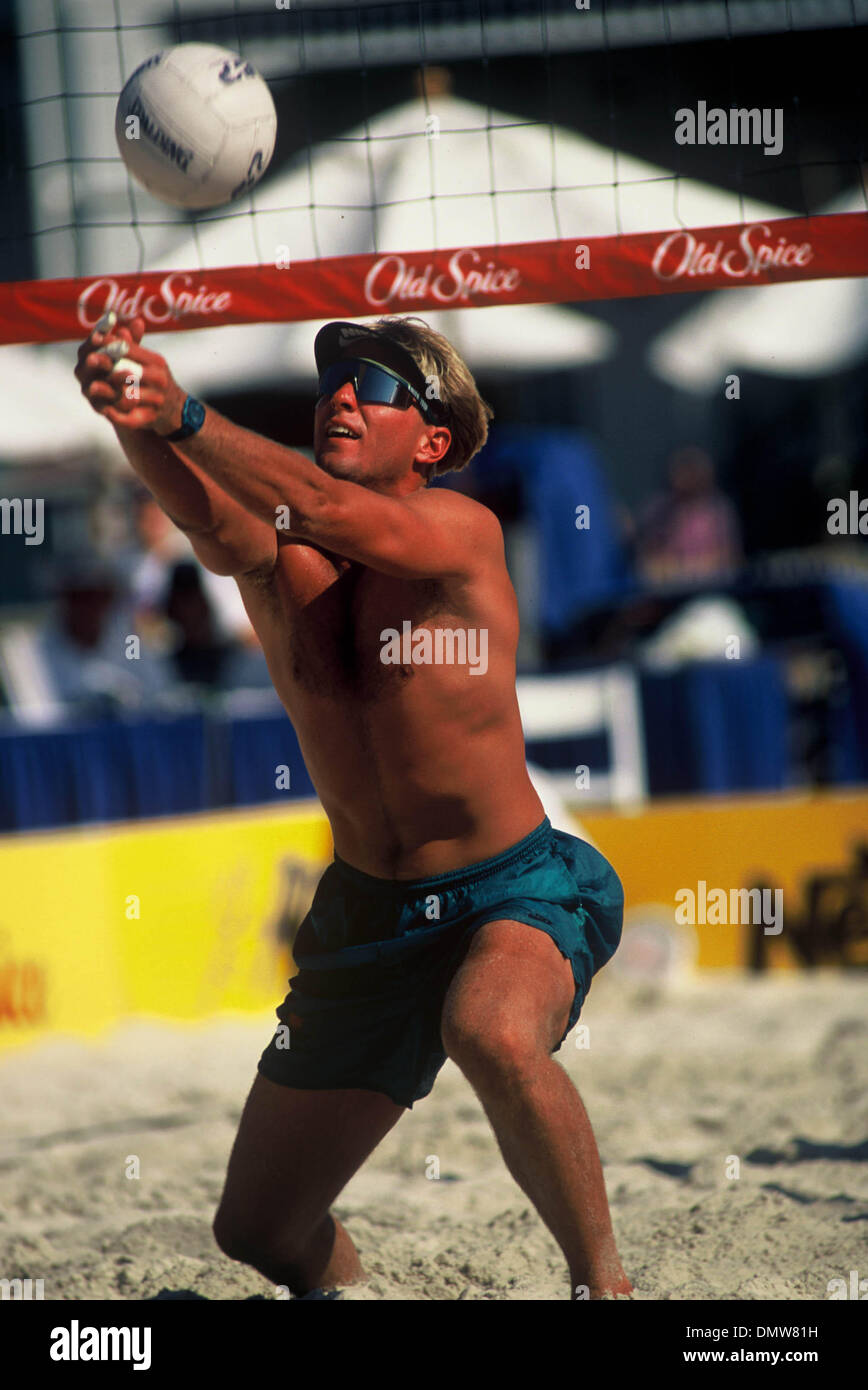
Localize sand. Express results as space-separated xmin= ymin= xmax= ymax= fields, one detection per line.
xmin=1 ymin=970 xmax=866 ymax=1301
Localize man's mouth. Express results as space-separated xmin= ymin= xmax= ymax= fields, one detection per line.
xmin=325 ymin=423 xmax=361 ymax=440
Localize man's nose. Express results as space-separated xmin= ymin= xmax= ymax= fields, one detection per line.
xmin=330 ymin=379 xmax=358 ymax=408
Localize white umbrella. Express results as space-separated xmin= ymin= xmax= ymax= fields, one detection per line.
xmin=138 ymin=92 xmax=789 ymax=392
xmin=145 ymin=320 xmax=308 ymax=393
xmin=0 ymin=343 xmax=115 ymax=463
xmin=146 ymin=300 xmax=616 ymax=397
xmin=147 ymin=94 xmax=788 ymax=270
xmin=646 ymin=189 xmax=868 ymax=392
xmin=420 ymin=302 xmax=614 ymax=370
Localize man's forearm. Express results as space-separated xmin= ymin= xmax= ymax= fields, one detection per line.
xmin=114 ymin=420 xmax=238 ymax=533
xmin=113 ymin=420 xmax=280 ymax=576
xmin=157 ymin=399 xmax=331 ymax=534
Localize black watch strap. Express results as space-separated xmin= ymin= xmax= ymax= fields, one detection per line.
xmin=165 ymin=396 xmax=206 ymax=442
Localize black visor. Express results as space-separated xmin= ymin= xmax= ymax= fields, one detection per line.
xmin=317 ymin=358 xmax=442 ymax=419
xmin=314 ymin=321 xmax=448 ymax=425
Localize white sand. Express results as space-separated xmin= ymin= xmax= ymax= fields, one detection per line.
xmin=1 ymin=971 xmax=866 ymax=1301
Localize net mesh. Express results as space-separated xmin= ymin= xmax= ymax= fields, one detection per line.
xmin=1 ymin=0 xmax=865 ymax=342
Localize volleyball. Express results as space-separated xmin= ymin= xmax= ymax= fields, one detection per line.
xmin=114 ymin=43 xmax=276 ymax=210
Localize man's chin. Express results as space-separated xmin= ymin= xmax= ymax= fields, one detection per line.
xmin=314 ymin=451 xmax=361 ymax=480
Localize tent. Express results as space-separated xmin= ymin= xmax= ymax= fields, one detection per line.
xmin=0 ymin=343 xmax=114 ymax=463
xmin=140 ymin=92 xmax=788 ymax=393
xmin=147 ymin=93 xmax=788 ymax=270
xmin=646 ymin=189 xmax=868 ymax=392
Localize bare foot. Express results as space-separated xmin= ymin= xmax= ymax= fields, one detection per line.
xmin=574 ymin=1272 xmax=635 ymax=1300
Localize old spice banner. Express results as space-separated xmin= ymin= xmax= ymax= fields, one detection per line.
xmin=0 ymin=213 xmax=865 ymax=346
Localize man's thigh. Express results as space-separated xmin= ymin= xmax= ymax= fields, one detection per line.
xmin=440 ymin=918 xmax=576 ymax=1060
xmin=214 ymin=1075 xmax=405 ymax=1251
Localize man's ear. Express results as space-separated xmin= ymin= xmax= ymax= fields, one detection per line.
xmin=418 ymin=425 xmax=451 ymax=467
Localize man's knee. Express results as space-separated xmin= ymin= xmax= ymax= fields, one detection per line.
xmin=212 ymin=1205 xmax=266 ymax=1266
xmin=441 ymin=1009 xmax=541 ymax=1083
xmin=212 ymin=1201 xmax=323 ymax=1274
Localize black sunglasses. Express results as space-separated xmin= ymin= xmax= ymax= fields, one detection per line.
xmin=317 ymin=358 xmax=441 ymax=421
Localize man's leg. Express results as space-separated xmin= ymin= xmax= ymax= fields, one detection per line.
xmin=440 ymin=919 xmax=632 ymax=1300
xmin=213 ymin=1076 xmax=406 ymax=1295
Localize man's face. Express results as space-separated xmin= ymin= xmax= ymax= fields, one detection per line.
xmin=313 ymin=371 xmax=448 ymax=488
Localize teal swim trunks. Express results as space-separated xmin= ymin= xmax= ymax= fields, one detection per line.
xmin=257 ymin=817 xmax=623 ymax=1109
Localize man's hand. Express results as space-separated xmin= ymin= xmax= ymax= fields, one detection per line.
xmin=74 ymin=313 xmax=185 ymax=435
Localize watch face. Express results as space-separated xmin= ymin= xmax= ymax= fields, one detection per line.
xmin=185 ymin=398 xmax=206 ymax=431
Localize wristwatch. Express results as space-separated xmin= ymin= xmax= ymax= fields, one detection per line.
xmin=164 ymin=395 xmax=206 ymax=442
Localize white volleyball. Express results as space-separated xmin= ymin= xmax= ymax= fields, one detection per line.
xmin=115 ymin=43 xmax=276 ymax=209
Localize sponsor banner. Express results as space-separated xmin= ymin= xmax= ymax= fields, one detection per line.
xmin=0 ymin=213 xmax=865 ymax=345
xmin=1 ymin=790 xmax=865 ymax=1057
xmin=582 ymin=789 xmax=868 ymax=970
xmin=0 ymin=802 xmax=331 ymax=1054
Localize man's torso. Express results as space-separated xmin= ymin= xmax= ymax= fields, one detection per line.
xmin=236 ymin=530 xmax=543 ymax=878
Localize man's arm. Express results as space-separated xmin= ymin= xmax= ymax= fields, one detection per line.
xmin=112 ymin=424 xmax=279 ymax=577
xmin=81 ymin=317 xmax=502 ymax=582
xmin=167 ymin=405 xmax=503 ymax=580
xmin=76 ymin=318 xmax=278 ymax=577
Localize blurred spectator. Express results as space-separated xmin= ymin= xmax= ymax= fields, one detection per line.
xmin=129 ymin=490 xmax=272 ymax=692
xmin=30 ymin=559 xmax=174 ymax=719
xmin=128 ymin=491 xmax=190 ymax=621
xmin=164 ymin=560 xmax=236 ymax=688
xmin=128 ymin=490 xmax=261 ymax=650
xmin=634 ymin=447 xmax=742 ymax=586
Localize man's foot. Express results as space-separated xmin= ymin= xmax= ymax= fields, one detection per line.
xmin=574 ymin=1272 xmax=635 ymax=1300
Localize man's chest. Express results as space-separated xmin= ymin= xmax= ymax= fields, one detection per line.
xmin=244 ymin=541 xmax=452 ymax=696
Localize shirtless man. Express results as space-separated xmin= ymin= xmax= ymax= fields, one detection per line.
xmin=75 ymin=311 xmax=632 ymax=1301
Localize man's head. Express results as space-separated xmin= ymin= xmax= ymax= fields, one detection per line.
xmin=668 ymin=446 xmax=716 ymax=498
xmin=312 ymin=316 xmax=492 ymax=488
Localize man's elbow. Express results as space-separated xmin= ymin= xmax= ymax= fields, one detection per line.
xmin=289 ymin=479 xmax=352 ymax=543
xmin=187 ymin=524 xmax=277 ymax=578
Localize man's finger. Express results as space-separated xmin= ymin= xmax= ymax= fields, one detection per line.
xmin=103 ymin=403 xmax=157 ymax=430
xmin=102 ymin=339 xmax=130 ymax=363
xmin=85 ymin=377 xmax=158 ymax=402
xmin=85 ymin=379 xmax=117 ymax=403
xmin=102 ymin=340 xmax=148 ymax=376
xmin=77 ymin=331 xmax=105 ymax=363
xmin=115 ymin=388 xmax=164 ymax=409
xmin=76 ymin=350 xmax=113 ymax=383
xmin=81 ymin=348 xmax=116 ymax=376
xmin=101 ymin=339 xmax=160 ymax=369
xmin=110 ymin=357 xmax=144 ymax=382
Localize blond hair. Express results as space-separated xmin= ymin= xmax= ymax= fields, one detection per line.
xmin=371 ymin=315 xmax=493 ymax=476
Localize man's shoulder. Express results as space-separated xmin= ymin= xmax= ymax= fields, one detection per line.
xmin=409 ymin=486 xmax=503 ymax=540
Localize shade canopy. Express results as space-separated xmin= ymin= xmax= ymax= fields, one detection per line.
xmin=142 ymin=91 xmax=787 ymax=393
xmin=148 ymin=93 xmax=787 ymax=270
xmin=647 ymin=189 xmax=868 ymax=392
xmin=0 ymin=343 xmax=115 ymax=463
xmin=145 ymin=300 xmax=617 ymax=396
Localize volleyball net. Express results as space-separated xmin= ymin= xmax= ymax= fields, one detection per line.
xmin=1 ymin=0 xmax=866 ymax=346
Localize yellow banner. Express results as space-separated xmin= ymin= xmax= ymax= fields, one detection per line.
xmin=582 ymin=789 xmax=868 ymax=970
xmin=0 ymin=803 xmax=331 ymax=1054
xmin=1 ymin=789 xmax=865 ymax=1054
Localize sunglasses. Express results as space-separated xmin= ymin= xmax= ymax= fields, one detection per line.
xmin=317 ymin=358 xmax=441 ymax=421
